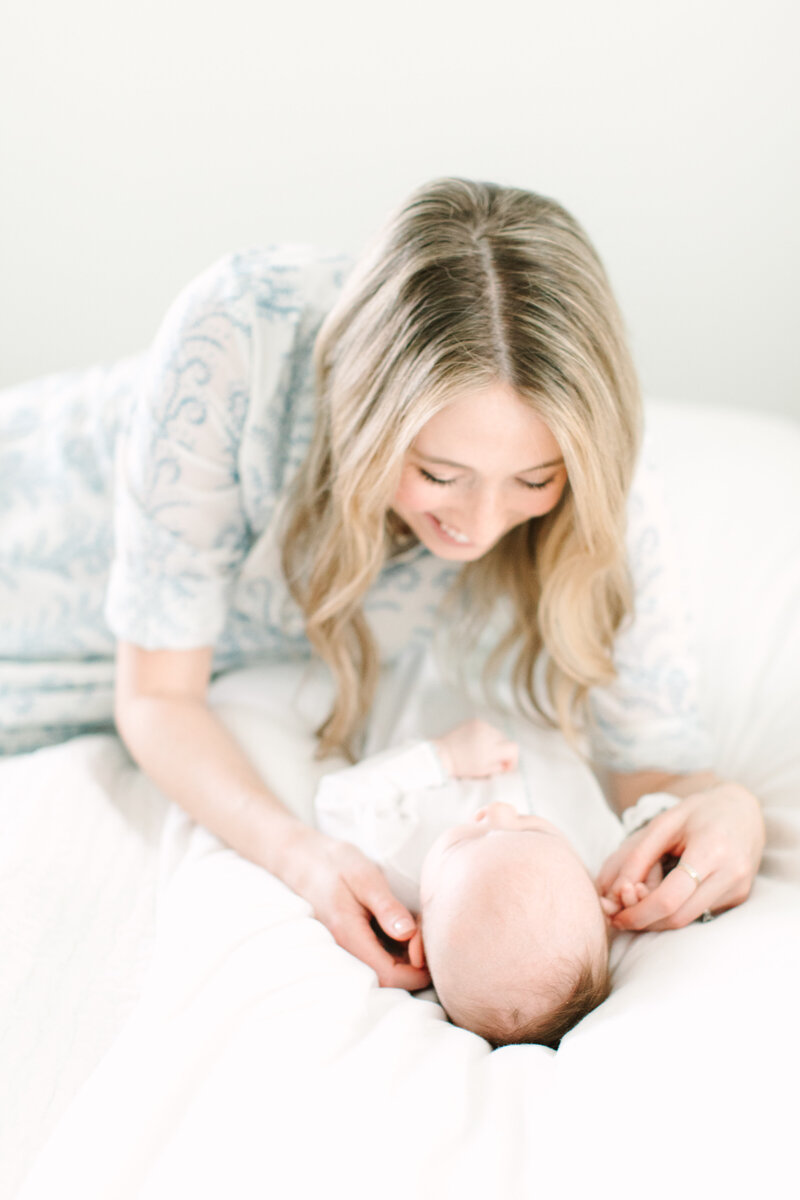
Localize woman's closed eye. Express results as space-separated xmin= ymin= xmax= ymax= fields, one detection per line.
xmin=419 ymin=468 xmax=457 ymax=486
xmin=418 ymin=467 xmax=554 ymax=491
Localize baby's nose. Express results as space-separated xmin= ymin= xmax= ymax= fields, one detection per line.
xmin=473 ymin=801 xmax=517 ymax=823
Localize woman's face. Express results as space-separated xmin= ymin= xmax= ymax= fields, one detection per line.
xmin=390 ymin=382 xmax=568 ymax=560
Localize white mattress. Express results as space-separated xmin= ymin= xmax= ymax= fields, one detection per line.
xmin=3 ymin=397 xmax=800 ymax=1200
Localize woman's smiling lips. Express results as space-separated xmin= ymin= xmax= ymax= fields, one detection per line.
xmin=427 ymin=513 xmax=472 ymax=546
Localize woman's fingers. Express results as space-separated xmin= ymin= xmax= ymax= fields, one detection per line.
xmin=644 ymin=861 xmax=664 ymax=891
xmin=407 ymin=928 xmax=426 ymax=970
xmin=636 ymin=863 xmax=752 ymax=931
xmin=605 ymin=784 xmax=764 ymax=930
xmin=344 ymin=862 xmax=431 ymax=989
xmin=609 ymin=860 xmax=709 ymax=930
xmin=642 ymin=877 xmax=721 ymax=931
xmin=339 ymin=909 xmax=431 ymax=990
xmin=355 ymin=868 xmax=416 ymax=942
xmin=596 ymin=818 xmax=676 ymax=907
xmin=302 ymin=837 xmax=431 ymax=989
xmin=326 ymin=888 xmax=430 ymax=989
xmin=595 ymin=825 xmax=652 ymax=894
xmin=608 ymin=809 xmax=685 ymax=890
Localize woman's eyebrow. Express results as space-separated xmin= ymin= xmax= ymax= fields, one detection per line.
xmin=415 ymin=451 xmax=564 ymax=472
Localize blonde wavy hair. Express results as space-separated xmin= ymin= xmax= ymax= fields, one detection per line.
xmin=281 ymin=177 xmax=642 ymax=759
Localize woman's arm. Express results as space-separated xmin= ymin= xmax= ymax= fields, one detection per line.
xmin=588 ymin=442 xmax=770 ymax=929
xmin=115 ymin=642 xmax=295 ymax=873
xmin=597 ymin=767 xmax=766 ymax=930
xmin=605 ymin=767 xmax=722 ymax=815
xmin=114 ymin=642 xmax=431 ymax=989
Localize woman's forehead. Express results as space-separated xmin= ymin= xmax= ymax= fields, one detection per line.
xmin=413 ymin=384 xmax=562 ymax=470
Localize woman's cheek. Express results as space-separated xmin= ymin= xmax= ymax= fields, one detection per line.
xmin=534 ymin=473 xmax=569 ymax=516
xmin=391 ymin=470 xmax=430 ymax=513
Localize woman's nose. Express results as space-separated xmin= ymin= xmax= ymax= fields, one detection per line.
xmin=458 ymin=489 xmax=506 ymax=546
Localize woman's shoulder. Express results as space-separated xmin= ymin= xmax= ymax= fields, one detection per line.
xmin=623 ymin=429 xmax=676 ymax=577
xmin=626 ymin=428 xmax=663 ymax=517
xmin=174 ymin=244 xmax=354 ymax=327
xmin=591 ymin=426 xmax=713 ymax=773
xmin=139 ymin=244 xmax=353 ymax=431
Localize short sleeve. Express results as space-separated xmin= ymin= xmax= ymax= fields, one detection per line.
xmin=105 ymin=255 xmax=254 ymax=649
xmin=587 ymin=439 xmax=714 ymax=773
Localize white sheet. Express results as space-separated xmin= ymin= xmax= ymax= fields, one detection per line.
xmin=0 ymin=737 xmax=167 ymax=1199
xmin=4 ymin=397 xmax=800 ymax=1200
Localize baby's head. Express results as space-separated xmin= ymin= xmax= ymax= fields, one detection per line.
xmin=418 ymin=801 xmax=611 ymax=1048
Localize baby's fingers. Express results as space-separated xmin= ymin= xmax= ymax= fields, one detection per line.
xmin=611 ymin=863 xmax=708 ymax=931
xmin=481 ymin=740 xmax=519 ymax=777
xmin=617 ymin=809 xmax=686 ymax=884
xmin=600 ymin=879 xmax=647 ymax=916
xmin=500 ymin=740 xmax=519 ymax=771
xmin=485 ymin=737 xmax=518 ymax=775
xmin=596 ymin=837 xmax=643 ymax=895
xmin=601 ymin=810 xmax=685 ymax=899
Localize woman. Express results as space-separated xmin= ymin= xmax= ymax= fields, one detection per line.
xmin=0 ymin=178 xmax=764 ymax=989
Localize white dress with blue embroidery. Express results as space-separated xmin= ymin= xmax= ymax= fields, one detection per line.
xmin=0 ymin=245 xmax=712 ymax=771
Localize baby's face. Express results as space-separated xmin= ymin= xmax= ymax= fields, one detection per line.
xmin=420 ymin=800 xmax=598 ymax=905
xmin=419 ymin=802 xmax=608 ymax=1019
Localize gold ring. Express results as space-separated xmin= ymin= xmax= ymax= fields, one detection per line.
xmin=677 ymin=860 xmax=702 ymax=887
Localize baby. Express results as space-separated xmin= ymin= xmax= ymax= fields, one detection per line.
xmin=315 ymin=718 xmax=628 ymax=1048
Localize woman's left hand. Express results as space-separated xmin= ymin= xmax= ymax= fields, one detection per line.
xmin=596 ymin=782 xmax=765 ymax=931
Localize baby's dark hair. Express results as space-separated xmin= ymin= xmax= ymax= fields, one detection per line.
xmin=440 ymin=942 xmax=612 ymax=1050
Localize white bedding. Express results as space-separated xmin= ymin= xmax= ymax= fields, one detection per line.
xmin=3 ymin=397 xmax=800 ymax=1200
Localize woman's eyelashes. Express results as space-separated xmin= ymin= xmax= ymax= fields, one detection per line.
xmin=419 ymin=468 xmax=457 ymax=486
xmin=518 ymin=477 xmax=554 ymax=491
xmin=418 ymin=467 xmax=552 ymax=491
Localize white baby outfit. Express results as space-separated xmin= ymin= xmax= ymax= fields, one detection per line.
xmin=314 ymin=731 xmax=625 ymax=913
xmin=1 ymin=244 xmax=712 ymax=770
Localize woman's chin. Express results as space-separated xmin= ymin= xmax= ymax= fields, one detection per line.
xmin=425 ymin=538 xmax=483 ymax=561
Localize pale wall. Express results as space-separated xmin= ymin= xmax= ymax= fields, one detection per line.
xmin=2 ymin=0 xmax=798 ymax=419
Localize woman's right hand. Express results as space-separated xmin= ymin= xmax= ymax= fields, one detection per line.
xmin=279 ymin=826 xmax=431 ymax=991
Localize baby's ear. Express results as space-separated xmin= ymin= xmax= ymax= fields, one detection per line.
xmin=408 ymin=928 xmax=427 ymax=971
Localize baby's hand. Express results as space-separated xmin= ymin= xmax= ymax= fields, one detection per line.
xmin=598 ymin=858 xmax=664 ymax=917
xmin=599 ymin=880 xmax=651 ymax=917
xmin=434 ymin=719 xmax=519 ymax=779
